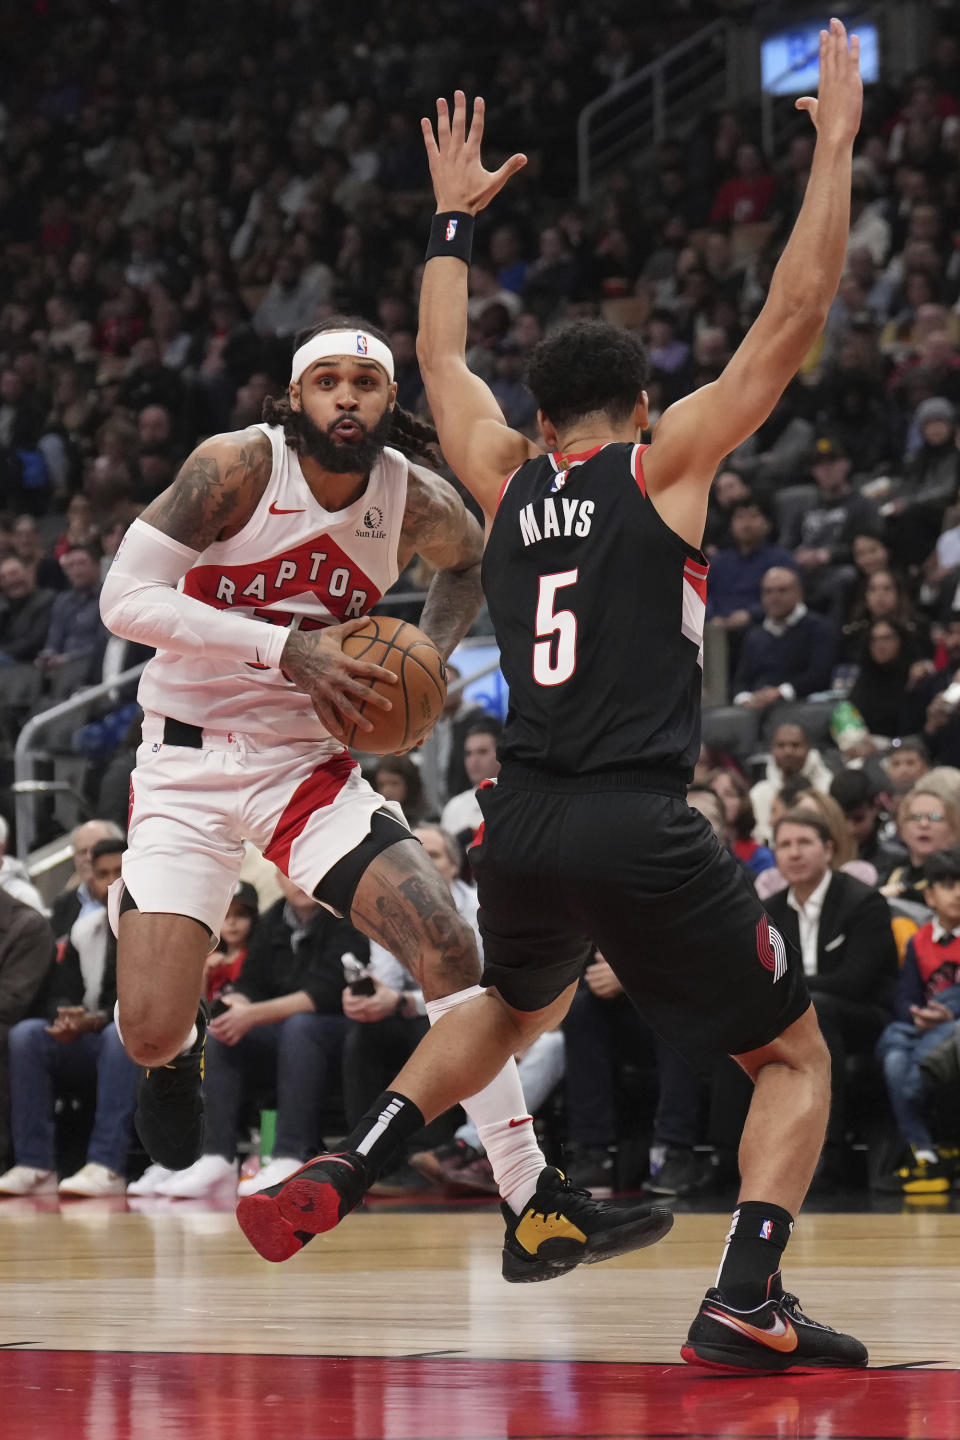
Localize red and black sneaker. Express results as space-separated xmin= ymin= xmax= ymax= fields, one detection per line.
xmin=236 ymin=1151 xmax=369 ymax=1263
xmin=682 ymin=1279 xmax=868 ymax=1373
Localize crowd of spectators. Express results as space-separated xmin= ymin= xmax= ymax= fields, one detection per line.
xmin=1 ymin=1 xmax=960 ymax=1203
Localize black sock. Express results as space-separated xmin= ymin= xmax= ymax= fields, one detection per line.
xmin=342 ymin=1091 xmax=425 ymax=1180
xmin=715 ymin=1201 xmax=794 ymax=1310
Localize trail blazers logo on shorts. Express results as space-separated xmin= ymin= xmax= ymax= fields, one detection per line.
xmin=756 ymin=915 xmax=788 ymax=983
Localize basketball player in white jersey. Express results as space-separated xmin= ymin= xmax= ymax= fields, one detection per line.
xmin=100 ymin=315 xmax=666 ymax=1271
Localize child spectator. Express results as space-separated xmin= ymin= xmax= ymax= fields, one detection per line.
xmin=204 ymin=881 xmax=259 ymax=1004
xmin=875 ymin=846 xmax=960 ymax=1193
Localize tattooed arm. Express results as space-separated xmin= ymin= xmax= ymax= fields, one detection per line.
xmin=136 ymin=426 xmax=272 ymax=547
xmin=101 ymin=427 xmax=396 ymax=738
xmin=99 ymin=428 xmax=293 ymax=666
xmin=399 ymin=463 xmax=485 ymax=660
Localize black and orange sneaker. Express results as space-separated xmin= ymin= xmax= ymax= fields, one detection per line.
xmin=236 ymin=1151 xmax=370 ymax=1263
xmin=501 ymin=1166 xmax=673 ymax=1283
xmin=134 ymin=1002 xmax=207 ymax=1171
xmin=682 ymin=1281 xmax=868 ymax=1373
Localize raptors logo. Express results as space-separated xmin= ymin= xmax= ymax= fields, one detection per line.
xmin=756 ymin=915 xmax=788 ymax=983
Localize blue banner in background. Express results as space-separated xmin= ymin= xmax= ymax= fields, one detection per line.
xmin=449 ymin=643 xmax=509 ymax=722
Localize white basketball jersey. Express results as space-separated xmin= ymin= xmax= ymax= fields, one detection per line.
xmin=138 ymin=423 xmax=409 ymax=741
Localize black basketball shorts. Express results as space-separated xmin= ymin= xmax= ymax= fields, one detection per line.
xmin=471 ymin=766 xmax=810 ymax=1067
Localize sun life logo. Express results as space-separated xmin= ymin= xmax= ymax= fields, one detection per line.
xmin=358 ymin=504 xmax=386 ymax=539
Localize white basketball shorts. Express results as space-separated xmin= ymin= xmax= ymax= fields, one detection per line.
xmin=116 ymin=711 xmax=409 ymax=940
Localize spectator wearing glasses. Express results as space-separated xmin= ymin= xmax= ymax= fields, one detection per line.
xmin=882 ymin=789 xmax=960 ymax=907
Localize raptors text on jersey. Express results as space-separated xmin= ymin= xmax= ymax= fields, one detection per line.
xmin=482 ymin=442 xmax=708 ymax=778
xmin=137 ymin=423 xmax=408 ymax=741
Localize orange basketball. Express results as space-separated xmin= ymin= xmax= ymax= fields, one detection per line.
xmin=340 ymin=615 xmax=448 ymax=755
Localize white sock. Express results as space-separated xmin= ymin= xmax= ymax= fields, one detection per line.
xmin=425 ymin=985 xmax=545 ymax=1214
xmin=914 ymin=1148 xmax=938 ymax=1165
xmin=112 ymin=1003 xmax=196 ymax=1058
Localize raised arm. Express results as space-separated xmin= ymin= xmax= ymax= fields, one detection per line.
xmin=644 ymin=20 xmax=863 ymax=545
xmin=418 ymin=92 xmax=538 ymax=520
xmin=399 ymin=462 xmax=485 ymax=659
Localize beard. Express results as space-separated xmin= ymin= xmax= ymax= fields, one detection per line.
xmin=294 ymin=406 xmax=394 ymax=474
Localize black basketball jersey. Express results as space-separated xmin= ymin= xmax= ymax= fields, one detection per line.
xmin=481 ymin=442 xmax=708 ymax=778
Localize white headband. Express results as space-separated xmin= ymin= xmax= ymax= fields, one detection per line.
xmin=290 ymin=330 xmax=395 ymax=384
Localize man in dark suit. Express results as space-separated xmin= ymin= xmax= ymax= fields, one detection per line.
xmin=764 ymin=808 xmax=898 ymax=1179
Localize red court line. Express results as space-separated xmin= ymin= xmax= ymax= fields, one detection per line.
xmin=0 ymin=1352 xmax=957 ymax=1440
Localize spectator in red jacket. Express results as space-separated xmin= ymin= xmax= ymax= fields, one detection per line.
xmin=710 ymin=143 xmax=776 ymax=225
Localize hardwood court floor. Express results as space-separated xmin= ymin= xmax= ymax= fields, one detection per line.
xmin=0 ymin=1195 xmax=958 ymax=1439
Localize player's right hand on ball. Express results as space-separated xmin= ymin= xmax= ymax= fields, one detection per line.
xmin=280 ymin=620 xmax=396 ymax=743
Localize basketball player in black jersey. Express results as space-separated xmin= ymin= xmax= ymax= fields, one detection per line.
xmin=242 ymin=22 xmax=867 ymax=1371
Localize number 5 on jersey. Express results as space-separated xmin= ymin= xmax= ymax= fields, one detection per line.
xmin=534 ymin=569 xmax=579 ymax=686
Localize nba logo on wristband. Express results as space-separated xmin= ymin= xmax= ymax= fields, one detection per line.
xmin=445 ymin=218 xmax=458 ymax=242
xmin=760 ymin=1219 xmax=773 ymax=1240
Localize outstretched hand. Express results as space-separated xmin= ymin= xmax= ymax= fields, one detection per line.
xmin=795 ymin=16 xmax=862 ymax=145
xmin=421 ymin=91 xmax=527 ymax=216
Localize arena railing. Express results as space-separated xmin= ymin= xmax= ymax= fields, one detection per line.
xmin=13 ymin=663 xmax=148 ymax=859
xmin=576 ymin=18 xmax=733 ymax=204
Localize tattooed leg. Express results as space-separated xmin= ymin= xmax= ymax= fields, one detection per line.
xmin=349 ymin=838 xmax=562 ymax=1208
xmin=350 ymin=838 xmax=481 ymax=1000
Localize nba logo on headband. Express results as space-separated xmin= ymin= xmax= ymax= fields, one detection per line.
xmin=445 ymin=218 xmax=458 ymax=242
xmin=356 ymin=333 xmax=368 ymax=355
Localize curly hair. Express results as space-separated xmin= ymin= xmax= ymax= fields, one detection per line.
xmin=524 ymin=319 xmax=650 ymax=432
xmin=261 ymin=315 xmax=441 ymax=467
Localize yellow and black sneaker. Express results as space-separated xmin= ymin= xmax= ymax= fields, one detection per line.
xmin=938 ymin=1145 xmax=960 ymax=1184
xmin=134 ymin=1002 xmax=207 ymax=1172
xmin=872 ymin=1149 xmax=950 ymax=1195
xmin=501 ymin=1166 xmax=673 ymax=1283
xmin=682 ymin=1280 xmax=868 ymax=1373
